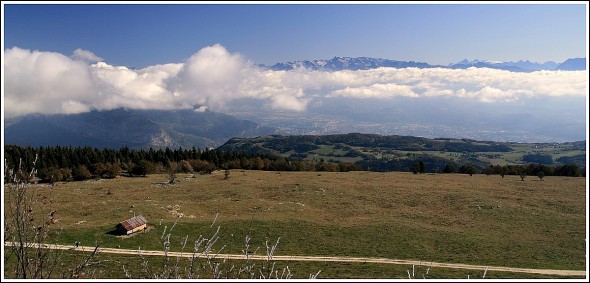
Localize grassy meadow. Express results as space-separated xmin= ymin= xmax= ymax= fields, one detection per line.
xmin=4 ymin=170 xmax=587 ymax=278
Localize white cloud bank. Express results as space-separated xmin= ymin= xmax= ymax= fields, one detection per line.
xmin=4 ymin=44 xmax=587 ymax=118
xmin=71 ymin=48 xmax=103 ymax=63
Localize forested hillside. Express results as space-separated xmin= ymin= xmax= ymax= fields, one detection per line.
xmin=219 ymin=133 xmax=586 ymax=174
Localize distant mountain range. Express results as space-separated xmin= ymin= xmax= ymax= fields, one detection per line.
xmin=451 ymin=59 xmax=559 ymax=71
xmin=264 ymin=57 xmax=586 ymax=72
xmin=269 ymin=57 xmax=439 ymax=71
xmin=447 ymin=59 xmax=556 ymax=72
xmin=555 ymin=58 xmax=587 ymax=70
xmin=4 ymin=108 xmax=277 ymax=149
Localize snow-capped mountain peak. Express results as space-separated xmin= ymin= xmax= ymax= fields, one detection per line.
xmin=263 ymin=57 xmax=584 ymax=72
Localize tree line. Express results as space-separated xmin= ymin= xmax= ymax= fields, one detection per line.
xmin=4 ymin=145 xmax=362 ymax=183
xmin=479 ymin=163 xmax=584 ymax=177
xmin=4 ymin=145 xmax=583 ymax=183
xmin=409 ymin=161 xmax=584 ymax=177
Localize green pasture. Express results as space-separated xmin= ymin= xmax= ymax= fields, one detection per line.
xmin=4 ymin=170 xmax=586 ymax=278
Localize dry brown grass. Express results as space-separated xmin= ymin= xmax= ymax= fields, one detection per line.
xmin=36 ymin=171 xmax=584 ymax=227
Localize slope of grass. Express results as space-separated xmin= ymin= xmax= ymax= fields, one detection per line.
xmin=5 ymin=170 xmax=586 ymax=277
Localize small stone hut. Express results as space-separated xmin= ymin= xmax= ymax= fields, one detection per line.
xmin=115 ymin=215 xmax=147 ymax=235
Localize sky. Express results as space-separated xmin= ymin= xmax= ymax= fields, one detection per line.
xmin=1 ymin=2 xmax=588 ymax=124
xmin=3 ymin=2 xmax=587 ymax=68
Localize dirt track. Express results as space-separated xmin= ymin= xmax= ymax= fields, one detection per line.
xmin=5 ymin=242 xmax=586 ymax=277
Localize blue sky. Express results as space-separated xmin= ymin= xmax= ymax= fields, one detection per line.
xmin=3 ymin=2 xmax=587 ymax=68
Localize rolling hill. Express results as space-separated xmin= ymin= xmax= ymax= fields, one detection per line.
xmin=218 ymin=133 xmax=586 ymax=172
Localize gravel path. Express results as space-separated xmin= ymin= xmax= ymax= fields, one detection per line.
xmin=5 ymin=242 xmax=586 ymax=277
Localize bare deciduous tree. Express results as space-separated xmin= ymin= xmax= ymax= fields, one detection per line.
xmin=4 ymin=156 xmax=60 ymax=278
xmin=4 ymin=157 xmax=99 ymax=279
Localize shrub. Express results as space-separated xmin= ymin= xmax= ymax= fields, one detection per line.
xmin=72 ymin=165 xmax=92 ymax=181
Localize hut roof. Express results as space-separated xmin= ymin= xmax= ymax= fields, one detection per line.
xmin=117 ymin=215 xmax=147 ymax=231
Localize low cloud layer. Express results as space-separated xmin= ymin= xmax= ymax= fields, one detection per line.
xmin=4 ymin=44 xmax=587 ymax=118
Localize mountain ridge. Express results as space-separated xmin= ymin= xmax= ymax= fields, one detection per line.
xmin=268 ymin=56 xmax=441 ymax=71
xmin=262 ymin=56 xmax=586 ymax=72
xmin=4 ymin=108 xmax=277 ymax=149
xmin=556 ymin=57 xmax=586 ymax=70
